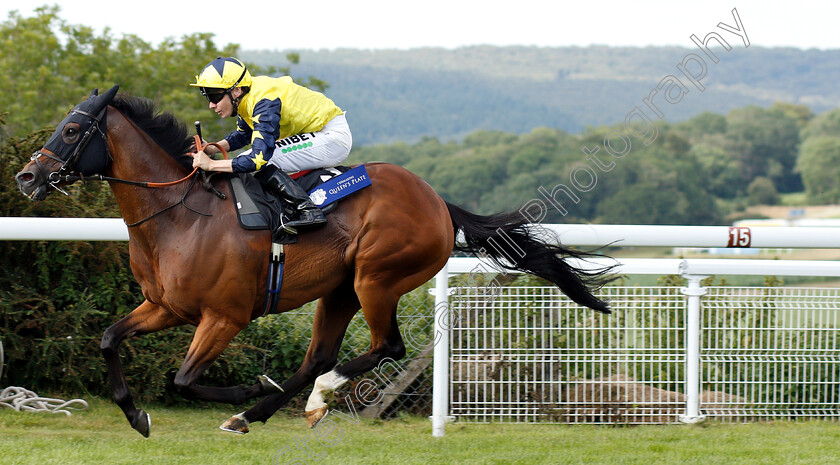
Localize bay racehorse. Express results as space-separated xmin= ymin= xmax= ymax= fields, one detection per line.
xmin=14 ymin=86 xmax=612 ymax=437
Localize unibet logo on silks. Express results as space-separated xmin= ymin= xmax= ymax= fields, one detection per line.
xmin=282 ymin=142 xmax=314 ymax=153
xmin=307 ymin=165 xmax=371 ymax=207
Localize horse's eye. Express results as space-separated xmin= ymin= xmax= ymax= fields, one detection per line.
xmin=62 ymin=124 xmax=81 ymax=143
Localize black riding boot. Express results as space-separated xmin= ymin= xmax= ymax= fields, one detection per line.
xmin=259 ymin=166 xmax=326 ymax=234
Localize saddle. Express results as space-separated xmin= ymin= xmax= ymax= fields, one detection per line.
xmin=226 ymin=164 xmax=372 ymax=318
xmin=228 ymin=164 xmax=371 ymax=244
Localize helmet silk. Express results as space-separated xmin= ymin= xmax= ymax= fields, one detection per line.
xmin=191 ymin=57 xmax=252 ymax=92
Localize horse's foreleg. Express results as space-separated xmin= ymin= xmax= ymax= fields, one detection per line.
xmin=101 ymin=300 xmax=184 ymax=437
xmin=221 ymin=285 xmax=360 ymax=434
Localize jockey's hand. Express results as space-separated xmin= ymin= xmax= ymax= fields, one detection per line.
xmin=192 ymin=150 xmax=213 ymax=171
xmin=186 ymin=138 xmax=207 ymax=156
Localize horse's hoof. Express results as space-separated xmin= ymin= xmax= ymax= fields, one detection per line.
xmin=305 ymin=407 xmax=328 ymax=428
xmin=220 ymin=412 xmax=249 ymax=434
xmin=131 ymin=409 xmax=151 ymax=438
xmin=258 ymin=374 xmax=284 ymax=393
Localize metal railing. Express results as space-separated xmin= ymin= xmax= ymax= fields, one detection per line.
xmin=431 ymin=257 xmax=840 ymax=436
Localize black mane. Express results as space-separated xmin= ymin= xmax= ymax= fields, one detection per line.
xmin=111 ymin=94 xmax=195 ymax=170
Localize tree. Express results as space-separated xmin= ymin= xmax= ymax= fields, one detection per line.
xmin=690 ymin=144 xmax=743 ymax=199
xmin=427 ymin=147 xmax=507 ymax=212
xmin=747 ymin=177 xmax=780 ymax=206
xmin=773 ymin=102 xmax=813 ymax=129
xmin=596 ymin=183 xmax=689 ymax=225
xmin=725 ymin=105 xmax=802 ymax=193
xmin=676 ymin=112 xmax=727 ymax=143
xmin=796 ymin=136 xmax=840 ymax=204
xmin=801 ymin=108 xmax=840 ymax=141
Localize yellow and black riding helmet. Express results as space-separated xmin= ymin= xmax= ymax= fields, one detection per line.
xmin=190 ymin=57 xmax=252 ymax=114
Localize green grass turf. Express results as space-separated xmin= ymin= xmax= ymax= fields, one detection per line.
xmin=1 ymin=398 xmax=839 ymax=464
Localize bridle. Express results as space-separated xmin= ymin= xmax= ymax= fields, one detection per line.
xmin=31 ymin=106 xmax=226 ymax=190
xmin=29 ymin=105 xmax=229 ymax=227
xmin=30 ymin=106 xmax=109 ymax=196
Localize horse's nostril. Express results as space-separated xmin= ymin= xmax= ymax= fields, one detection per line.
xmin=17 ymin=172 xmax=35 ymax=184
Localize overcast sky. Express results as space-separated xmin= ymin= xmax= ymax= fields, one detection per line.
xmin=5 ymin=1 xmax=839 ymax=51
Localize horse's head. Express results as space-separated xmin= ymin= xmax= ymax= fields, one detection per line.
xmin=15 ymin=85 xmax=119 ymax=201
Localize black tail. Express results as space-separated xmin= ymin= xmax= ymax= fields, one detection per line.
xmin=446 ymin=202 xmax=614 ymax=313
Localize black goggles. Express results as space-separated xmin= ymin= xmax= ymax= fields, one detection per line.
xmin=201 ymin=88 xmax=227 ymax=104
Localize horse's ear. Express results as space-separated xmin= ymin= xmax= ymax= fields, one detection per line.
xmin=89 ymin=88 xmax=99 ymax=99
xmin=96 ymin=85 xmax=120 ymax=109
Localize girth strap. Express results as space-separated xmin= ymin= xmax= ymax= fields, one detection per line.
xmin=261 ymin=243 xmax=285 ymax=318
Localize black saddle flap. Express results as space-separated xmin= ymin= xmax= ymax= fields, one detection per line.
xmin=229 ymin=173 xmax=285 ymax=231
xmin=227 ymin=166 xmax=356 ymax=233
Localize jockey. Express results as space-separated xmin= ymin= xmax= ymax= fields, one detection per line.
xmin=190 ymin=56 xmax=352 ymax=233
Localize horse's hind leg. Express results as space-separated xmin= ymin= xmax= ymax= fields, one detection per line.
xmin=222 ymin=283 xmax=360 ymax=433
xmin=302 ymin=285 xmax=407 ymax=428
xmin=171 ymin=314 xmax=265 ymax=404
xmin=298 ymin=214 xmax=449 ymax=427
xmin=101 ymin=300 xmax=184 ymax=437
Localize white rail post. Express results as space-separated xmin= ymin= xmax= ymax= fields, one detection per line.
xmin=679 ymin=273 xmax=708 ymax=424
xmin=431 ymin=262 xmax=450 ymax=437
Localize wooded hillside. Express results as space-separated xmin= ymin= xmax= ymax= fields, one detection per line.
xmin=244 ymin=46 xmax=840 ymax=146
